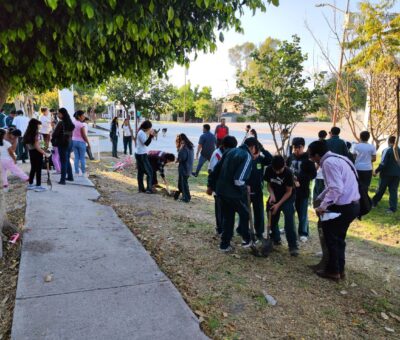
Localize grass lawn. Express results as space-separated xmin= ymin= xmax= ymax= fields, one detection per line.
xmin=88 ymin=155 xmax=400 ymax=339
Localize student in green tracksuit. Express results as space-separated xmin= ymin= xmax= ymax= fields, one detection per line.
xmin=209 ymin=138 xmax=258 ymax=252
xmin=372 ymin=136 xmax=400 ymax=213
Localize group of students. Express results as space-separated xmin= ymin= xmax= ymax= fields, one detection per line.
xmin=203 ymin=124 xmax=399 ymax=282
xmin=132 ymin=119 xmax=195 ymax=202
xmin=0 ymin=107 xmax=93 ymax=192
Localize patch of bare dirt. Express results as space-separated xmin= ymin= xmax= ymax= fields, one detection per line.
xmin=0 ymin=176 xmax=26 ymax=340
xmin=89 ymin=156 xmax=400 ymax=339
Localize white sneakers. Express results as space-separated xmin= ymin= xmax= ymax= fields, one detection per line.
xmin=299 ymin=236 xmax=308 ymax=243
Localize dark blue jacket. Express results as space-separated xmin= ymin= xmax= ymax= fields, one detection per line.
xmin=376 ymin=147 xmax=400 ymax=177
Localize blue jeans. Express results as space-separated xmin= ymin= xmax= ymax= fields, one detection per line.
xmin=295 ymin=196 xmax=309 ymax=237
xmin=194 ymin=154 xmax=208 ymax=176
xmin=59 ymin=141 xmax=73 ymax=182
xmin=72 ymin=140 xmax=86 ymax=174
xmin=269 ymin=196 xmax=298 ymax=250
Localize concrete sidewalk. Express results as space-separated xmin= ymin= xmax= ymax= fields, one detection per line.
xmin=11 ymin=176 xmax=208 ymax=340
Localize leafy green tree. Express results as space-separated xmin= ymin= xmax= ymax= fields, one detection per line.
xmin=231 ymin=37 xmax=280 ymax=87
xmin=0 ymin=0 xmax=277 ymax=107
xmin=239 ymin=35 xmax=321 ymax=155
xmin=100 ymin=76 xmax=149 ymax=114
xmin=322 ymin=72 xmax=367 ymax=114
xmin=194 ymin=98 xmax=217 ymax=121
xmin=228 ymin=42 xmax=256 ymax=73
xmin=171 ymin=83 xmax=196 ymax=121
xmin=35 ymin=88 xmax=60 ymax=110
xmin=347 ymin=0 xmax=400 ymax=155
xmin=146 ymin=78 xmax=177 ymax=120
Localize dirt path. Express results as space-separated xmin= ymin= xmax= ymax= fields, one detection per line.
xmin=88 ymin=156 xmax=400 ymax=339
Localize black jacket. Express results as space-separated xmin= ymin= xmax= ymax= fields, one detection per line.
xmin=209 ymin=145 xmax=252 ymax=199
xmin=286 ymin=152 xmax=317 ymax=199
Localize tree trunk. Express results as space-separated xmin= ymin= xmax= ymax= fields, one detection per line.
xmin=0 ymin=76 xmax=9 ymax=109
xmin=0 ymin=77 xmax=9 ymax=257
xmin=395 ymin=76 xmax=400 ymax=164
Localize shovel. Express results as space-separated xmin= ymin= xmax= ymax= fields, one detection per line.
xmin=247 ymin=191 xmax=273 ymax=257
xmin=261 ymin=209 xmax=274 ymax=257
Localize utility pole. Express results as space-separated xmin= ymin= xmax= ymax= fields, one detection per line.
xmin=183 ymin=66 xmax=188 ymax=122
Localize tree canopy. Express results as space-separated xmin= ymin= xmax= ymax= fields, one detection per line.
xmin=0 ymin=0 xmax=279 ymax=106
xmin=238 ymin=35 xmax=321 ymax=155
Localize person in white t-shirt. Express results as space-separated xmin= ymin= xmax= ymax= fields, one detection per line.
xmin=0 ymin=129 xmax=29 ymax=192
xmin=122 ymin=117 xmax=133 ymax=155
xmin=39 ymin=107 xmax=52 ymax=149
xmin=135 ymin=120 xmax=156 ymax=193
xmin=352 ymin=130 xmax=376 ymax=189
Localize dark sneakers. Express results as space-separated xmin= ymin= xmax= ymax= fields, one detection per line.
xmin=173 ymin=191 xmax=180 ymax=200
xmin=289 ymin=248 xmax=299 ymax=257
xmin=219 ymin=245 xmax=233 ymax=253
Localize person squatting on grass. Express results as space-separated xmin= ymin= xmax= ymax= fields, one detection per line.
xmin=135 ymin=120 xmax=156 ymax=194
xmin=175 ymin=134 xmax=194 ymax=203
xmin=264 ymin=155 xmax=299 ymax=257
xmin=308 ymin=141 xmax=360 ymax=282
xmin=208 ymin=137 xmax=256 ymax=252
xmin=286 ymin=137 xmax=317 ymax=242
xmin=372 ymin=136 xmax=400 ymax=213
xmin=147 ymin=150 xmax=175 ymax=190
xmin=0 ymin=129 xmax=29 ymax=192
xmin=207 ymin=135 xmax=238 ymax=236
xmin=193 ymin=124 xmax=216 ymax=177
xmin=23 ymin=119 xmax=48 ymax=192
xmin=244 ymin=137 xmax=272 ymax=241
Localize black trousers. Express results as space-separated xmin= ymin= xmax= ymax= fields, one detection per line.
xmin=220 ymin=194 xmax=250 ymax=249
xmin=177 ymin=174 xmax=190 ymax=202
xmin=214 ymin=195 xmax=223 ymax=235
xmin=357 ymin=170 xmax=372 ymax=189
xmin=250 ymin=191 xmax=265 ymax=238
xmin=111 ymin=136 xmax=118 ymax=157
xmin=123 ymin=136 xmax=132 ymax=155
xmin=28 ymin=149 xmax=43 ymax=186
xmin=135 ymin=153 xmax=153 ymax=192
xmin=321 ymin=202 xmax=359 ymax=274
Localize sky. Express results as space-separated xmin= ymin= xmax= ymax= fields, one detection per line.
xmin=167 ymin=0 xmax=399 ymax=98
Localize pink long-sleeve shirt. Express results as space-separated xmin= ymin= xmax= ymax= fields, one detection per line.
xmin=317 ymin=151 xmax=360 ymax=210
